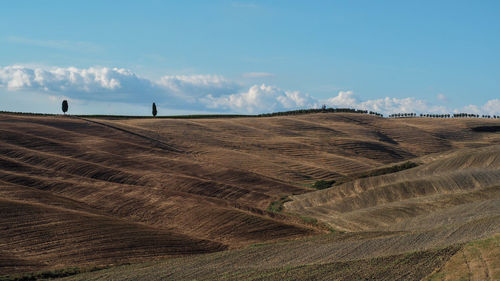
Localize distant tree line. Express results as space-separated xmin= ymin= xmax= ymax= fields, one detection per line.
xmin=3 ymin=100 xmax=498 ymax=119
xmin=452 ymin=113 xmax=480 ymax=118
xmin=389 ymin=112 xmax=499 ymax=119
xmin=0 ymin=111 xmax=55 ymax=116
xmin=388 ymin=113 xmax=417 ymax=118
xmin=420 ymin=114 xmax=451 ymax=118
xmin=258 ymin=106 xmax=384 ymax=118
xmin=451 ymin=113 xmax=500 ymax=118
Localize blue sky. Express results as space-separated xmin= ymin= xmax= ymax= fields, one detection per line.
xmin=1 ymin=0 xmax=499 ymax=115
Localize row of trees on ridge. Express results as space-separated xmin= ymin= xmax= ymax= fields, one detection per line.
xmin=59 ymin=100 xmax=498 ymax=119
xmin=389 ymin=112 xmax=499 ymax=119
xmin=258 ymin=106 xmax=384 ymax=117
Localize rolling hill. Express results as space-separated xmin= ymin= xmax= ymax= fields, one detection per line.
xmin=0 ymin=112 xmax=498 ymax=279
xmin=286 ymin=145 xmax=500 ymax=234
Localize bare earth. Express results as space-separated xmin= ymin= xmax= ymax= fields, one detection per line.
xmin=0 ymin=112 xmax=498 ymax=280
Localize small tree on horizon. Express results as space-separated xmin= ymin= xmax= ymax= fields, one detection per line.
xmin=152 ymin=102 xmax=157 ymax=117
xmin=62 ymin=100 xmax=69 ymax=115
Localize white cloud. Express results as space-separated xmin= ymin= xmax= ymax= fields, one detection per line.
xmin=360 ymin=97 xmax=449 ymax=114
xmin=323 ymin=91 xmax=451 ymax=114
xmin=0 ymin=64 xmax=498 ymax=116
xmin=0 ymin=65 xmax=241 ymax=110
xmin=1 ymin=65 xmax=126 ymax=91
xmin=482 ymin=99 xmax=500 ymax=115
xmin=0 ymin=65 xmax=157 ymax=102
xmin=157 ymin=74 xmax=239 ymax=100
xmin=324 ymin=90 xmax=358 ymax=107
xmin=201 ymin=84 xmax=317 ymax=113
xmin=460 ymin=99 xmax=500 ymax=115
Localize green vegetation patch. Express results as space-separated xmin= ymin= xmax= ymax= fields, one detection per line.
xmin=359 ymin=161 xmax=418 ymax=178
xmin=0 ymin=266 xmax=109 ymax=281
xmin=333 ymin=161 xmax=420 ymax=186
xmin=311 ymin=180 xmax=335 ymax=190
xmin=308 ymin=162 xmax=418 ymax=191
xmin=298 ymin=215 xmax=318 ymax=224
xmin=267 ymin=196 xmax=292 ymax=213
xmin=0 ymin=267 xmax=81 ymax=281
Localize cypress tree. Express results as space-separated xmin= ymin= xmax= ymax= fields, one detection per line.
xmin=62 ymin=100 xmax=69 ymax=114
xmin=152 ymin=102 xmax=157 ymax=117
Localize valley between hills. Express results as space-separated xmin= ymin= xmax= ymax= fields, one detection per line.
xmin=0 ymin=112 xmax=499 ymax=280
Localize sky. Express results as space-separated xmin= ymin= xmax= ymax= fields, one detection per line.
xmin=1 ymin=0 xmax=499 ymax=115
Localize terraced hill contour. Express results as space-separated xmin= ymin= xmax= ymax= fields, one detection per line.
xmin=0 ymin=112 xmax=498 ymax=276
xmin=286 ymin=145 xmax=500 ymax=233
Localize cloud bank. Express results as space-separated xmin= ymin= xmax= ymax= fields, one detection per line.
xmin=324 ymin=91 xmax=450 ymax=114
xmin=202 ymin=84 xmax=317 ymax=113
xmin=0 ymin=65 xmax=154 ymax=98
xmin=0 ymin=65 xmax=498 ymax=115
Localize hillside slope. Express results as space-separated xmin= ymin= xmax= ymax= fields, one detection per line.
xmin=0 ymin=112 xmax=499 ymax=274
xmin=285 ymin=144 xmax=500 ymax=236
xmin=58 ymin=233 xmax=500 ymax=281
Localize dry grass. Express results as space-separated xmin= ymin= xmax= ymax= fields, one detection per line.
xmin=0 ymin=112 xmax=499 ymax=276
xmin=424 ymin=234 xmax=500 ymax=281
xmin=285 ymin=145 xmax=500 ymax=234
xmin=59 ymin=234 xmax=499 ymax=281
xmin=61 ymin=247 xmax=461 ymax=281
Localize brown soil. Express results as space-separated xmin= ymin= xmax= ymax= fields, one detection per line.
xmin=0 ymin=112 xmax=499 ymax=275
